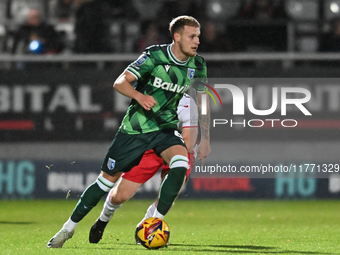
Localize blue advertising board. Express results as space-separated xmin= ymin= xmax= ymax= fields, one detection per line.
xmin=1 ymin=159 xmax=339 ymax=199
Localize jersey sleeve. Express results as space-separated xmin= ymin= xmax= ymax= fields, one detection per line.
xmin=126 ymin=50 xmax=155 ymax=80
xmin=178 ymin=95 xmax=199 ymax=129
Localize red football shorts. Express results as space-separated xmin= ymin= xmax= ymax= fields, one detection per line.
xmin=121 ymin=149 xmax=193 ymax=184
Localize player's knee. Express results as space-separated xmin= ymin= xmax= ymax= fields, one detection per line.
xmin=168 ymin=155 xmax=188 ymax=183
xmin=110 ymin=194 xmax=126 ymax=204
xmin=110 ymin=190 xmax=130 ymax=204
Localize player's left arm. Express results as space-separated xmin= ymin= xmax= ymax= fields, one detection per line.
xmin=194 ymin=58 xmax=211 ymax=165
xmin=196 ymin=91 xmax=211 ymax=165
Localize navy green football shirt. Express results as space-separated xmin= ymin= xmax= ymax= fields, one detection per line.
xmin=120 ymin=44 xmax=207 ymax=134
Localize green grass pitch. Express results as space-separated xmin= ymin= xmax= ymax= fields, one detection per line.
xmin=0 ymin=199 xmax=339 ymax=255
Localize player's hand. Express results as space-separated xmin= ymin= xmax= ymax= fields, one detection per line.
xmin=197 ymin=139 xmax=211 ymax=165
xmin=135 ymin=93 xmax=156 ymax=111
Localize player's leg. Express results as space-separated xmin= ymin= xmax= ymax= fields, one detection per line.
xmin=47 ymin=171 xmax=120 ymax=248
xmin=89 ymin=177 xmax=142 ymax=243
xmin=153 ymin=144 xmax=188 ymax=219
xmin=89 ymin=150 xmax=163 ymax=243
xmin=104 ymin=177 xmax=144 ymax=219
xmin=138 ymin=124 xmax=197 ymax=223
xmin=139 ymin=151 xmax=193 ymax=224
xmin=47 ymin=131 xmax=142 ymax=248
xmin=133 ymin=145 xmax=188 ymax=245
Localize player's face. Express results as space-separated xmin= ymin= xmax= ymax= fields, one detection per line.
xmin=178 ymin=25 xmax=200 ymax=58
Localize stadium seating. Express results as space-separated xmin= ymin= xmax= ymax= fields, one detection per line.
xmin=0 ymin=0 xmax=339 ymax=54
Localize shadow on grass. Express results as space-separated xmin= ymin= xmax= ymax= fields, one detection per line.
xmin=172 ymin=244 xmax=274 ymax=250
xmin=168 ymin=244 xmax=335 ymax=254
xmin=0 ymin=221 xmax=36 ymax=225
xmin=79 ymin=242 xmax=336 ymax=254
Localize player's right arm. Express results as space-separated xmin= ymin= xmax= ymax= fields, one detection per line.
xmin=113 ymin=70 xmax=156 ymax=111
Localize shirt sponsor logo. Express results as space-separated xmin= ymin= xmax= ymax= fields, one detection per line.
xmin=153 ymin=77 xmax=190 ymax=94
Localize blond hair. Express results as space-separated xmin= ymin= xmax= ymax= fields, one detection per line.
xmin=169 ymin=16 xmax=200 ymax=39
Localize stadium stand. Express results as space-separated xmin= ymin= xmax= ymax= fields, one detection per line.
xmin=0 ymin=0 xmax=339 ymax=57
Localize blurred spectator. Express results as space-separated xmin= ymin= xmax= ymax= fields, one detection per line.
xmin=198 ymin=21 xmax=233 ymax=52
xmin=135 ymin=20 xmax=165 ymax=52
xmin=319 ymin=18 xmax=340 ymax=52
xmin=106 ymin=0 xmax=139 ymax=20
xmin=73 ymin=0 xmax=112 ymax=53
xmin=55 ymin=0 xmax=74 ymax=20
xmin=236 ymin=0 xmax=287 ymax=21
xmin=159 ymin=0 xmax=205 ymax=19
xmin=11 ymin=8 xmax=65 ymax=54
xmin=231 ymin=0 xmax=288 ymax=52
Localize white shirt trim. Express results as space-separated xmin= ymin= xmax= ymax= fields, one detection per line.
xmin=167 ymin=44 xmax=190 ymax=66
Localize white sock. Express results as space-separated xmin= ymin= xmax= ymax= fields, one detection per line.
xmin=146 ymin=202 xmax=156 ymax=219
xmin=152 ymin=208 xmax=165 ymax=220
xmin=99 ymin=192 xmax=122 ymax=222
xmin=136 ymin=202 xmax=157 ymax=227
xmin=63 ymin=218 xmax=78 ymax=232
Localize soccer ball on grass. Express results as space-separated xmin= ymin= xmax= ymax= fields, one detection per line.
xmin=135 ymin=217 xmax=170 ymax=249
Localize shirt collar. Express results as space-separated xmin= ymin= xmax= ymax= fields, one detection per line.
xmin=167 ymin=44 xmax=190 ymax=65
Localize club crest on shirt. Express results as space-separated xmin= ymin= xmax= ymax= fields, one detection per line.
xmin=187 ymin=68 xmax=195 ymax=79
xmin=107 ymin=157 xmax=116 ymax=170
xmin=135 ymin=54 xmax=148 ymax=66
